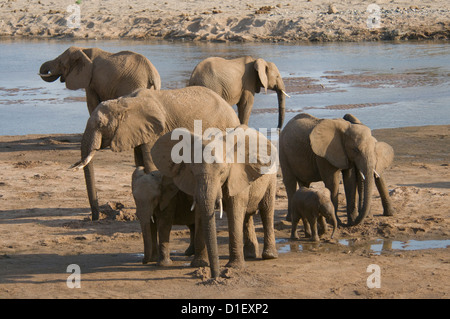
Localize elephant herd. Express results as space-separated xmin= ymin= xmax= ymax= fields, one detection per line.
xmin=38 ymin=46 xmax=394 ymax=279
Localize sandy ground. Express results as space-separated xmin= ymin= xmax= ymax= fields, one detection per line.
xmin=0 ymin=0 xmax=449 ymax=42
xmin=0 ymin=0 xmax=449 ymax=302
xmin=0 ymin=124 xmax=449 ymax=299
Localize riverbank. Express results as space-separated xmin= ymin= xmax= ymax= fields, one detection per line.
xmin=0 ymin=124 xmax=449 ymax=298
xmin=1 ymin=0 xmax=449 ymax=42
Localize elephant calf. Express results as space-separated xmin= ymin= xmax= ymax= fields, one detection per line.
xmin=132 ymin=167 xmax=195 ymax=266
xmin=291 ymin=187 xmax=337 ymax=242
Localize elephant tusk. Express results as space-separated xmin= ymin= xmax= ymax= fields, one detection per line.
xmin=359 ymin=171 xmax=366 ymax=181
xmin=190 ymin=201 xmax=196 ymax=212
xmin=38 ymin=73 xmax=54 ymax=78
xmin=69 ymin=153 xmax=94 ymax=171
xmin=219 ymin=199 xmax=223 ymax=219
xmin=151 ymin=215 xmax=155 ymax=223
xmin=373 ymin=169 xmax=380 ymax=178
xmin=281 ymin=90 xmax=291 ymax=98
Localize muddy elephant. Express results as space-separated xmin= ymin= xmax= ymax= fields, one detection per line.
xmin=342 ymin=114 xmax=395 ymax=219
xmin=132 ymin=167 xmax=195 ymax=266
xmin=70 ymin=86 xmax=240 ymax=220
xmin=279 ymin=113 xmax=380 ymax=227
xmin=290 ymin=187 xmax=337 ymax=242
xmin=188 ymin=56 xmax=288 ymax=129
xmin=39 ymin=46 xmax=161 ymax=114
xmin=151 ymin=125 xmax=279 ymax=279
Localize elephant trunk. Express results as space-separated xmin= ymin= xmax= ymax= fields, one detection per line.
xmin=322 ymin=203 xmax=337 ymax=239
xmin=196 ymin=179 xmax=220 ymax=279
xmin=70 ymin=127 xmax=102 ymax=220
xmin=352 ymin=166 xmax=375 ymax=226
xmin=276 ymin=89 xmax=286 ymax=129
xmin=39 ymin=60 xmax=60 ymax=82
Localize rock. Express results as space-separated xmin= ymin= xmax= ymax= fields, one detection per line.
xmin=328 ymin=4 xmax=338 ymax=14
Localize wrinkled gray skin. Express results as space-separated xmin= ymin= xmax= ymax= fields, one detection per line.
xmin=151 ymin=125 xmax=278 ymax=279
xmin=290 ymin=187 xmax=337 ymax=242
xmin=40 ymin=46 xmax=161 ymax=220
xmin=189 ymin=56 xmax=287 ymax=129
xmin=279 ymin=113 xmax=379 ymax=228
xmin=70 ymin=86 xmax=240 ymax=221
xmin=132 ymin=167 xmax=195 ymax=266
xmin=343 ymin=114 xmax=395 ymax=218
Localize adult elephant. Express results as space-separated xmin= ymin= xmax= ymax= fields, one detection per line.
xmin=70 ymin=86 xmax=240 ymax=221
xmin=40 ymin=47 xmax=161 ymax=220
xmin=151 ymin=125 xmax=279 ymax=279
xmin=39 ymin=46 xmax=161 ymax=114
xmin=188 ymin=56 xmax=288 ymax=129
xmin=279 ymin=113 xmax=379 ymax=227
xmin=343 ymin=114 xmax=395 ymax=218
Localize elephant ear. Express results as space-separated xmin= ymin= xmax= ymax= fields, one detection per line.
xmin=375 ymin=141 xmax=394 ymax=173
xmin=254 ymin=58 xmax=268 ymax=94
xmin=65 ymin=48 xmax=93 ymax=90
xmin=226 ymin=125 xmax=278 ymax=197
xmin=151 ymin=129 xmax=197 ymax=196
xmin=343 ymin=113 xmax=363 ymax=124
xmin=310 ymin=119 xmax=351 ymax=169
xmin=110 ymin=96 xmax=166 ymax=152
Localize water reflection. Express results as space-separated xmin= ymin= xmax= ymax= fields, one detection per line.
xmin=277 ymin=238 xmax=450 ymax=255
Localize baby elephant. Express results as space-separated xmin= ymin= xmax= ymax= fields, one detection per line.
xmin=132 ymin=167 xmax=195 ymax=266
xmin=291 ymin=187 xmax=337 ymax=242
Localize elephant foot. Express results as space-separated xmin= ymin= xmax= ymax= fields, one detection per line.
xmin=243 ymin=243 xmax=258 ymax=259
xmin=191 ymin=257 xmax=209 ymax=268
xmin=142 ymin=253 xmax=158 ymax=264
xmin=262 ymin=249 xmax=278 ymax=260
xmin=184 ymin=244 xmax=195 ymax=256
xmin=383 ymin=207 xmax=395 ymax=217
xmin=309 ymin=236 xmax=320 ymax=242
xmin=225 ymin=259 xmax=245 ymax=269
xmin=157 ymin=258 xmax=173 ymax=267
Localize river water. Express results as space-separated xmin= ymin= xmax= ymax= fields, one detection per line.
xmin=0 ymin=39 xmax=449 ymax=135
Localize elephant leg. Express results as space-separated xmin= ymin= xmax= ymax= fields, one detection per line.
xmin=301 ymin=216 xmax=311 ymax=238
xmin=258 ymin=185 xmax=278 ymax=260
xmin=309 ymin=217 xmax=320 ymax=242
xmin=375 ymin=174 xmax=395 ymax=216
xmin=140 ymin=220 xmax=154 ymax=264
xmin=150 ymin=217 xmax=158 ymax=262
xmin=243 ymin=214 xmax=259 ymax=259
xmin=156 ymin=214 xmax=174 ymax=266
xmin=290 ymin=211 xmax=301 ymax=239
xmin=226 ymin=199 xmax=246 ymax=269
xmin=318 ymin=215 xmax=327 ymax=236
xmin=236 ymin=91 xmax=254 ymax=126
xmin=190 ymin=208 xmax=209 ymax=268
xmin=319 ymin=164 xmax=340 ymax=219
xmin=342 ymin=168 xmax=358 ymax=225
xmin=282 ymin=171 xmax=298 ymax=222
xmin=185 ymin=224 xmax=195 ymax=256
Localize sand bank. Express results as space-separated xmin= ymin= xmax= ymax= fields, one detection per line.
xmin=1 ymin=0 xmax=449 ymax=42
